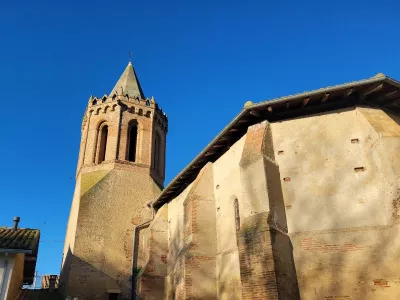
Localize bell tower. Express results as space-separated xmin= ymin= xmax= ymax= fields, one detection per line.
xmin=60 ymin=62 xmax=168 ymax=300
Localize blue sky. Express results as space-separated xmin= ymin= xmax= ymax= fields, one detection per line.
xmin=0 ymin=0 xmax=399 ymax=280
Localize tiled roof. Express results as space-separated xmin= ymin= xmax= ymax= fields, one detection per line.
xmin=153 ymin=74 xmax=400 ymax=209
xmin=17 ymin=289 xmax=63 ymax=300
xmin=0 ymin=228 xmax=40 ymax=252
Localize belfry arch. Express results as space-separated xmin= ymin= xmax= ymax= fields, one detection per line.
xmin=127 ymin=120 xmax=138 ymax=162
xmin=96 ymin=122 xmax=108 ymax=164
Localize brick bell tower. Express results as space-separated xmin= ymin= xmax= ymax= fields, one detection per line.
xmin=60 ymin=61 xmax=168 ymax=300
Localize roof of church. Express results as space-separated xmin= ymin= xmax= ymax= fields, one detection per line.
xmin=153 ymin=73 xmax=400 ymax=209
xmin=0 ymin=227 xmax=40 ymax=253
xmin=109 ymin=62 xmax=145 ymax=99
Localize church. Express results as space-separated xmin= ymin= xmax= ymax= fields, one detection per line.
xmin=59 ymin=61 xmax=400 ymax=300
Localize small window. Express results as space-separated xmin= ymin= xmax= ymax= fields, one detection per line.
xmin=97 ymin=125 xmax=108 ymax=164
xmin=152 ymin=132 xmax=163 ymax=176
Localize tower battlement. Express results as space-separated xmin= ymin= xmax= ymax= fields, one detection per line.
xmin=85 ymin=94 xmax=168 ymax=130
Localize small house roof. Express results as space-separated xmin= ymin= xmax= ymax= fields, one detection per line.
xmin=0 ymin=228 xmax=40 ymax=253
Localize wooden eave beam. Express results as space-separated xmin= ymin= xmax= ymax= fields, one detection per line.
xmin=276 ymin=97 xmax=352 ymax=119
xmin=321 ymin=93 xmax=330 ymax=103
xmin=219 ymin=136 xmax=231 ymax=141
xmin=376 ymin=89 xmax=399 ymax=104
xmin=362 ymin=83 xmax=384 ymax=97
xmin=205 ymin=151 xmax=216 ymax=157
xmin=346 ymin=88 xmax=354 ymax=97
xmin=302 ymin=97 xmax=310 ymax=107
xmin=384 ymin=97 xmax=400 ymax=107
xmin=385 ymin=89 xmax=399 ymax=97
xmin=212 ymin=144 xmax=225 ymax=148
xmin=249 ymin=110 xmax=261 ymax=117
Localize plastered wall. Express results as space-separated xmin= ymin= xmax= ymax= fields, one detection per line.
xmin=140 ymin=106 xmax=399 ymax=300
xmin=6 ymin=253 xmax=24 ymax=300
xmin=271 ymin=107 xmax=400 ymax=299
xmin=213 ymin=136 xmax=245 ymax=300
xmin=0 ymin=254 xmax=24 ymax=300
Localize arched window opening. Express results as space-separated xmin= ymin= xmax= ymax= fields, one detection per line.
xmin=127 ymin=121 xmax=138 ymax=162
xmin=153 ymin=132 xmax=163 ymax=175
xmin=98 ymin=125 xmax=108 ymax=164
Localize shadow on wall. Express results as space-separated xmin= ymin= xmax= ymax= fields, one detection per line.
xmin=131 ymin=225 xmax=150 ymax=299
xmin=162 ymin=203 xmax=219 ymax=300
xmin=59 ymin=246 xmax=132 ymax=300
xmin=239 ymin=153 xmax=300 ymax=299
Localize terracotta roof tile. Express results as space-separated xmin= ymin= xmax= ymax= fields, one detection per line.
xmin=0 ymin=228 xmax=40 ymax=251
xmin=17 ymin=289 xmax=63 ymax=300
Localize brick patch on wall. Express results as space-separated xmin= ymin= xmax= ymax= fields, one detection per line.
xmin=300 ymin=237 xmax=367 ymax=252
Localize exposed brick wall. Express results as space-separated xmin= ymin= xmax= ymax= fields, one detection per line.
xmin=238 ymin=213 xmax=279 ymax=300
xmin=240 ymin=121 xmax=268 ymax=167
xmin=137 ymin=206 xmax=168 ymax=300
xmin=165 ymin=163 xmax=218 ymax=299
xmin=300 ymin=237 xmax=367 ymax=253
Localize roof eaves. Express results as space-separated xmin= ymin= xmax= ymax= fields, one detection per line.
xmin=0 ymin=248 xmax=32 ymax=254
xmin=153 ymin=75 xmax=399 ymax=209
xmin=154 ymin=108 xmax=248 ymax=205
xmin=253 ymin=75 xmax=389 ymax=109
xmin=383 ymin=76 xmax=400 ymax=89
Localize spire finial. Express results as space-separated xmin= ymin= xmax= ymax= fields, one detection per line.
xmin=129 ymin=51 xmax=133 ymax=64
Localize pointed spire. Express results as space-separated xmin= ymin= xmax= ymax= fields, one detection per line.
xmin=110 ymin=62 xmax=145 ymax=99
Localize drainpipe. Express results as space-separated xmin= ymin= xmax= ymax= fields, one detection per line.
xmin=130 ymin=203 xmax=155 ymax=300
xmin=0 ymin=259 xmax=9 ymax=297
